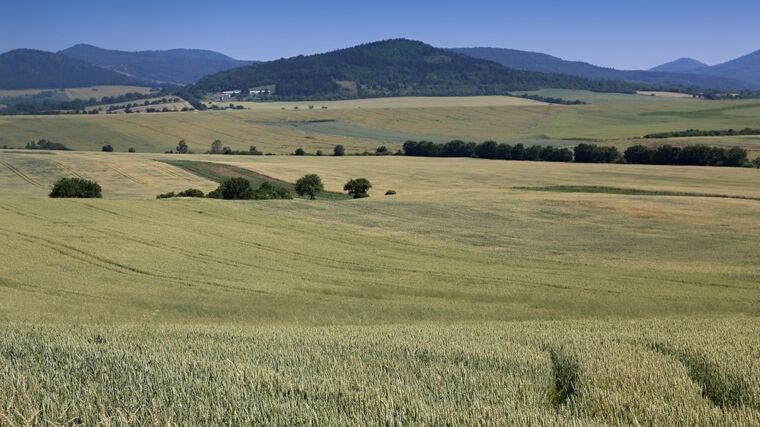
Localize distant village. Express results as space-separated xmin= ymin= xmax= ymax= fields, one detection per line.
xmin=211 ymin=88 xmax=271 ymax=102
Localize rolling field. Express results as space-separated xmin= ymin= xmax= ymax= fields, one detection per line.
xmin=1 ymin=149 xmax=760 ymax=424
xmin=0 ymin=85 xmax=153 ymax=100
xmin=3 ymin=92 xmax=760 ymax=156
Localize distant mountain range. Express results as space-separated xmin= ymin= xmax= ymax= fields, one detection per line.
xmin=452 ymin=48 xmax=757 ymax=90
xmin=0 ymin=49 xmax=144 ymax=90
xmin=191 ymin=39 xmax=637 ymax=99
xmin=2 ymin=39 xmax=759 ymax=97
xmin=58 ymin=44 xmax=253 ymax=85
xmin=649 ymin=58 xmax=708 ymax=73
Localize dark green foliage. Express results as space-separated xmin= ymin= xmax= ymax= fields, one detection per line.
xmin=294 ymin=148 xmax=306 ymax=156
xmin=334 ymin=145 xmax=346 ymax=156
xmin=176 ymin=139 xmax=189 ymax=154
xmin=252 ymin=182 xmax=293 ymax=200
xmin=295 ymin=174 xmax=324 ymax=200
xmin=644 ymin=128 xmax=760 ymax=139
xmin=0 ymin=49 xmax=143 ymax=90
xmin=49 ymin=177 xmax=102 ymax=198
xmin=624 ymin=144 xmax=748 ymax=166
xmin=191 ymin=39 xmax=639 ymax=100
xmin=128 ymin=147 xmax=136 ymax=153
xmin=214 ymin=177 xmax=254 ymax=200
xmin=101 ymin=144 xmax=113 ymax=152
xmin=574 ymin=143 xmax=622 ymax=163
xmin=210 ymin=139 xmax=223 ymax=154
xmin=157 ymin=188 xmax=205 ymax=199
xmin=402 ymin=140 xmax=574 ymax=163
xmin=316 ymin=150 xmax=324 ymax=156
xmin=25 ymin=139 xmax=70 ymax=151
xmin=385 ymin=190 xmax=397 ymax=196
xmin=375 ymin=146 xmax=390 ymax=155
xmin=516 ymin=93 xmax=587 ymax=105
xmin=344 ymin=178 xmax=372 ymax=198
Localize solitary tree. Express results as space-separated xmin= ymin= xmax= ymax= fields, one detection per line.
xmin=49 ymin=177 xmax=102 ymax=198
xmin=344 ymin=178 xmax=372 ymax=198
xmin=176 ymin=139 xmax=189 ymax=154
xmin=334 ymin=145 xmax=346 ymax=156
xmin=295 ymin=174 xmax=324 ymax=200
xmin=211 ymin=140 xmax=223 ymax=154
xmin=294 ymin=148 xmax=306 ymax=156
xmin=101 ymin=144 xmax=114 ymax=152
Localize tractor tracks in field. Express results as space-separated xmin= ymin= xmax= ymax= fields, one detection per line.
xmin=0 ymin=159 xmax=42 ymax=188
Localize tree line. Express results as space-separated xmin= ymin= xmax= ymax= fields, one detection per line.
xmin=643 ymin=128 xmax=760 ymax=139
xmin=402 ymin=140 xmax=752 ymax=167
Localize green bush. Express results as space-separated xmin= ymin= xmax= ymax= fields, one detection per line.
xmin=101 ymin=144 xmax=114 ymax=152
xmin=253 ymin=182 xmax=293 ymax=200
xmin=157 ymin=188 xmax=205 ymax=199
xmin=49 ymin=177 xmax=102 ymax=198
xmin=295 ymin=148 xmax=306 ymax=156
xmin=207 ymin=179 xmax=292 ymax=200
xmin=128 ymin=147 xmax=136 ymax=153
xmin=295 ymin=174 xmax=324 ymax=200
xmin=385 ymin=190 xmax=397 ymax=196
xmin=215 ymin=177 xmax=254 ymax=200
xmin=334 ymin=145 xmax=346 ymax=156
xmin=344 ymin=178 xmax=372 ymax=199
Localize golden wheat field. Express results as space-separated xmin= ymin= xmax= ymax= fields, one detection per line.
xmin=0 ymin=146 xmax=759 ymax=424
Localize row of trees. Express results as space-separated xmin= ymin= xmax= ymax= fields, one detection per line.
xmin=402 ymin=140 xmax=751 ymax=167
xmin=644 ymin=128 xmax=760 ymax=139
xmin=25 ymin=139 xmax=70 ymax=151
xmin=402 ymin=140 xmax=574 ymax=162
xmin=624 ymin=144 xmax=748 ymax=166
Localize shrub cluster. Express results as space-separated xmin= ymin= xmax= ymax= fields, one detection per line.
xmin=573 ymin=143 xmax=622 ymax=163
xmin=644 ymin=128 xmax=760 ymax=139
xmin=157 ymin=188 xmax=205 ymax=199
xmin=25 ymin=139 xmax=70 ymax=151
xmin=206 ymin=178 xmax=293 ymax=200
xmin=344 ymin=178 xmax=372 ymax=198
xmin=49 ymin=177 xmax=102 ymax=198
xmin=516 ymin=93 xmax=587 ymax=105
xmin=624 ymin=144 xmax=748 ymax=166
xmin=403 ymin=140 xmax=573 ymax=162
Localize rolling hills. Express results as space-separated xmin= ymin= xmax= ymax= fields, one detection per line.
xmin=59 ymin=44 xmax=253 ymax=85
xmin=0 ymin=49 xmax=146 ymax=90
xmin=191 ymin=39 xmax=638 ymax=99
xmin=452 ymin=47 xmax=756 ymax=90
xmin=689 ymin=49 xmax=760 ymax=87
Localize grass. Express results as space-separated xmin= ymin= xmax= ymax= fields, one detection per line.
xmin=1 ymin=120 xmax=760 ymax=423
xmin=0 ymin=85 xmax=153 ymax=100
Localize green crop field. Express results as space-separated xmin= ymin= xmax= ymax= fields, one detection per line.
xmin=1 ymin=146 xmax=759 ymax=424
xmin=3 ymin=92 xmax=760 ymax=157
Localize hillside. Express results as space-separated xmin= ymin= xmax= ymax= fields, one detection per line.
xmin=649 ymin=57 xmax=708 ymax=73
xmin=0 ymin=49 xmax=144 ymax=90
xmin=191 ymin=39 xmax=638 ymax=99
xmin=691 ymin=49 xmax=760 ymax=87
xmin=60 ymin=44 xmax=253 ymax=85
xmin=452 ymin=47 xmax=755 ymax=90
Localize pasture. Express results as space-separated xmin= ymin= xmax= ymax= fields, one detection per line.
xmin=0 ymin=85 xmax=153 ymax=100
xmin=2 ymin=92 xmax=760 ymax=156
xmin=1 ymin=100 xmax=760 ymax=424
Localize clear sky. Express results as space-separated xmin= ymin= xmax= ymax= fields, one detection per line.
xmin=1 ymin=0 xmax=758 ymax=70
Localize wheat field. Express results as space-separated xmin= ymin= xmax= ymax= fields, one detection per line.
xmin=1 ymin=145 xmax=759 ymax=424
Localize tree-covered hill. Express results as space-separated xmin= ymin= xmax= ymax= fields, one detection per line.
xmin=191 ymin=39 xmax=639 ymax=99
xmin=59 ymin=44 xmax=253 ymax=85
xmin=0 ymin=49 xmax=144 ymax=90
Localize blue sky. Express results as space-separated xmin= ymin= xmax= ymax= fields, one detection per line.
xmin=1 ymin=0 xmax=758 ymax=70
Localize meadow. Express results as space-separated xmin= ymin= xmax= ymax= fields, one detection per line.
xmin=2 ymin=91 xmax=760 ymax=156
xmin=1 ymin=94 xmax=760 ymax=424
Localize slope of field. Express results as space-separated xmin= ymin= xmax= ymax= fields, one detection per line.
xmin=3 ymin=92 xmax=760 ymax=156
xmin=2 ymin=145 xmax=760 ymax=424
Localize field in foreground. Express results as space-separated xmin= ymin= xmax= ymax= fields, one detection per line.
xmin=1 ymin=151 xmax=759 ymax=424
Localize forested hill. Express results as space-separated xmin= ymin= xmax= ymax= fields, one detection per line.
xmin=59 ymin=44 xmax=253 ymax=85
xmin=191 ymin=39 xmax=639 ymax=99
xmin=0 ymin=49 xmax=144 ymax=90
